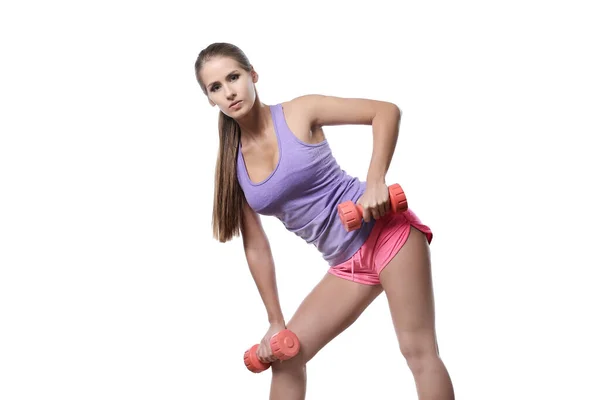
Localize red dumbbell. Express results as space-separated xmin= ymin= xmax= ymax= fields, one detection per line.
xmin=337 ymin=183 xmax=408 ymax=232
xmin=243 ymin=329 xmax=300 ymax=373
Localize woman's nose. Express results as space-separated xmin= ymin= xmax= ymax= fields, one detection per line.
xmin=224 ymin=84 xmax=235 ymax=98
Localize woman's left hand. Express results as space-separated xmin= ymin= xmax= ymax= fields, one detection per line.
xmin=356 ymin=180 xmax=390 ymax=223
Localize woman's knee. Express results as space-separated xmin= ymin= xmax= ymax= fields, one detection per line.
xmin=271 ymin=350 xmax=307 ymax=373
xmin=398 ymin=331 xmax=439 ymax=372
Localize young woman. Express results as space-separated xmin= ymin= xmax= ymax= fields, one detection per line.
xmin=195 ymin=42 xmax=455 ymax=400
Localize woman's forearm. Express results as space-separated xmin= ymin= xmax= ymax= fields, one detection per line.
xmin=367 ymin=103 xmax=402 ymax=184
xmin=245 ymin=247 xmax=285 ymax=324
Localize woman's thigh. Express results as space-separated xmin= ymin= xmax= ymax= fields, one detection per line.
xmin=278 ymin=272 xmax=382 ymax=367
xmin=379 ymin=226 xmax=439 ymax=357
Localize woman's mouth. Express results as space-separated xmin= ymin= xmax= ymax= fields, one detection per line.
xmin=230 ymin=100 xmax=243 ymax=109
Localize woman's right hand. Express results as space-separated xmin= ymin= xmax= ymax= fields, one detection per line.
xmin=256 ymin=321 xmax=287 ymax=364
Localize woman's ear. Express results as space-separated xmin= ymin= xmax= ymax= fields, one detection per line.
xmin=250 ymin=67 xmax=259 ymax=83
xmin=208 ymin=98 xmax=216 ymax=107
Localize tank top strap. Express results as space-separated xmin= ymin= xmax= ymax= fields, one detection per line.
xmin=271 ymin=103 xmax=296 ymax=148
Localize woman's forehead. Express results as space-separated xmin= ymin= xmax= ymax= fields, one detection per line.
xmin=201 ymin=57 xmax=239 ymax=80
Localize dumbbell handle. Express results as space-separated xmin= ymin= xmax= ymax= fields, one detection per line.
xmin=337 ymin=183 xmax=407 ymax=232
xmin=244 ymin=329 xmax=300 ymax=373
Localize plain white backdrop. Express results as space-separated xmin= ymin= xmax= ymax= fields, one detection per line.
xmin=1 ymin=0 xmax=599 ymax=399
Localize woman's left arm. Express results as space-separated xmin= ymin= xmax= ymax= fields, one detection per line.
xmin=366 ymin=103 xmax=402 ymax=185
xmin=292 ymin=94 xmax=402 ymax=221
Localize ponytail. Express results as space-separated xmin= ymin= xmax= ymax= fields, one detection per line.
xmin=212 ymin=111 xmax=245 ymax=242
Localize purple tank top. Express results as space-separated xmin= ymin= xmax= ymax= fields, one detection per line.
xmin=236 ymin=103 xmax=375 ymax=266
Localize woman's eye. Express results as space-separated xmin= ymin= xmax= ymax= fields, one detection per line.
xmin=210 ymin=75 xmax=238 ymax=92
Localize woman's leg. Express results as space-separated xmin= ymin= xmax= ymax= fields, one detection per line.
xmin=379 ymin=226 xmax=455 ymax=400
xmin=270 ymin=272 xmax=382 ymax=400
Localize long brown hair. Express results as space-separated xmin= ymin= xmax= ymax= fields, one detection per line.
xmin=194 ymin=43 xmax=252 ymax=243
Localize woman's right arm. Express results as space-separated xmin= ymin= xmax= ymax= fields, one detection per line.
xmin=240 ymin=198 xmax=285 ymax=325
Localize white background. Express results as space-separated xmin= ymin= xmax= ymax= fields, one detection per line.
xmin=1 ymin=0 xmax=599 ymax=399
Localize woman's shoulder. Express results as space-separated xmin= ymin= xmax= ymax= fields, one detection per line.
xmin=277 ymin=96 xmax=327 ymax=144
xmin=278 ymin=95 xmax=321 ymax=126
xmin=279 ymin=94 xmax=322 ymax=110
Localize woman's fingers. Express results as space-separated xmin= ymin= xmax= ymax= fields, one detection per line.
xmin=257 ymin=343 xmax=276 ymax=363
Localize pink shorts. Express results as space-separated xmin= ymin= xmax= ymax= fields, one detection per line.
xmin=328 ymin=208 xmax=433 ymax=285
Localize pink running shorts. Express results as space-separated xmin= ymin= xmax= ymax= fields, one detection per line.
xmin=328 ymin=208 xmax=433 ymax=285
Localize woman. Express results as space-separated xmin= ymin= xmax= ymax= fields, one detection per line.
xmin=194 ymin=42 xmax=454 ymax=400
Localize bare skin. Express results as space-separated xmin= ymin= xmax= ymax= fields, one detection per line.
xmin=199 ymin=56 xmax=454 ymax=399
xmin=267 ymin=227 xmax=454 ymax=400
xmin=269 ymin=273 xmax=382 ymax=399
xmin=379 ymin=226 xmax=455 ymax=399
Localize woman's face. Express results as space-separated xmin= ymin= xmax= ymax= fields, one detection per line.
xmin=199 ymin=56 xmax=257 ymax=118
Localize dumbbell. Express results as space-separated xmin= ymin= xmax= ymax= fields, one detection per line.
xmin=337 ymin=183 xmax=408 ymax=232
xmin=243 ymin=329 xmax=300 ymax=373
